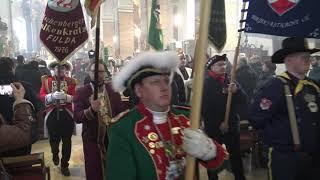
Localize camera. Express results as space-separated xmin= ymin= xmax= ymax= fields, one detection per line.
xmin=0 ymin=85 xmax=13 ymax=95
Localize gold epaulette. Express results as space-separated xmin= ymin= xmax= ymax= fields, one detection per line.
xmin=110 ymin=109 xmax=130 ymax=124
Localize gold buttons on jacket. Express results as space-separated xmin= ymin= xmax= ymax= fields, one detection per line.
xmin=148 ymin=132 xmax=159 ymax=141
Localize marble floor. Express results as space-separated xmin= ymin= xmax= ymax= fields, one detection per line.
xmin=31 ymin=125 xmax=268 ymax=180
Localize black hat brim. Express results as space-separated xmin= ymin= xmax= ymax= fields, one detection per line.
xmin=272 ymin=48 xmax=320 ymax=64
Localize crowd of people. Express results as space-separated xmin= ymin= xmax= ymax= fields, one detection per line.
xmin=0 ymin=37 xmax=319 ymax=180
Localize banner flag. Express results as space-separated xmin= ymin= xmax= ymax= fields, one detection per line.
xmin=244 ymin=0 xmax=320 ymax=39
xmin=208 ymin=0 xmax=227 ymax=52
xmin=40 ymin=0 xmax=88 ymax=62
xmin=148 ymin=0 xmax=163 ymax=51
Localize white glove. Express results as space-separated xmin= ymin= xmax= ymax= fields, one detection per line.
xmin=45 ymin=93 xmax=54 ymax=105
xmin=52 ymin=91 xmax=66 ymax=100
xmin=65 ymin=94 xmax=72 ymax=103
xmin=182 ymin=128 xmax=216 ymax=161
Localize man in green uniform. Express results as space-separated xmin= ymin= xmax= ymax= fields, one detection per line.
xmin=106 ymin=51 xmax=228 ymax=180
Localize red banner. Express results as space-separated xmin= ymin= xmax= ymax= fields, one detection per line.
xmin=40 ymin=0 xmax=88 ymax=62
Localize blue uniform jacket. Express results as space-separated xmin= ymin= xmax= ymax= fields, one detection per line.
xmin=249 ymin=72 xmax=320 ymax=153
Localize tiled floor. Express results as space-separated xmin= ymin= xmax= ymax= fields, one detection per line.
xmin=31 ymin=125 xmax=268 ymax=180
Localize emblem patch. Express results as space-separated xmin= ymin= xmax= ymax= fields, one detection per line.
xmin=268 ymin=0 xmax=300 ymax=16
xmin=307 ymin=102 xmax=318 ymax=112
xmin=260 ymin=98 xmax=272 ymax=110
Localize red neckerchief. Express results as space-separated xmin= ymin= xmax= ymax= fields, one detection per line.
xmin=208 ymin=70 xmax=225 ymax=85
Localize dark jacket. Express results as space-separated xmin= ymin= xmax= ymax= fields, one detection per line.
xmin=39 ymin=66 xmax=51 ymax=77
xmin=15 ymin=64 xmax=42 ymax=94
xmin=256 ymin=71 xmax=275 ymax=92
xmin=0 ymin=100 xmax=34 ymax=153
xmin=0 ymin=72 xmax=42 ymax=156
xmin=309 ymin=66 xmax=320 ymax=81
xmin=201 ymin=73 xmax=248 ymax=138
xmin=73 ymin=82 xmax=129 ymax=143
xmin=171 ymin=72 xmax=186 ymax=105
xmin=249 ymin=72 xmax=320 ymax=153
xmin=236 ymin=65 xmax=257 ymax=99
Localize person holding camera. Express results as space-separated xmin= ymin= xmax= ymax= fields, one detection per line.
xmin=0 ymin=83 xmax=34 ymax=153
xmin=0 ymin=57 xmax=42 ymax=157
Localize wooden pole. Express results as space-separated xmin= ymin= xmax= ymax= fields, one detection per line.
xmin=184 ymin=0 xmax=212 ymax=179
xmin=56 ymin=63 xmax=61 ymax=121
xmin=94 ymin=8 xmax=101 ymax=100
xmin=222 ymin=1 xmax=247 ymax=132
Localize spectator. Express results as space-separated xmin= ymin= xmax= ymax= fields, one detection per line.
xmin=248 ymin=55 xmax=262 ymax=76
xmin=38 ymin=60 xmax=51 ymax=76
xmin=0 ymin=57 xmax=42 ymax=157
xmin=15 ymin=55 xmax=25 ymax=73
xmin=236 ymin=57 xmax=257 ymax=100
xmin=0 ymin=83 xmax=34 ymax=153
xmin=15 ymin=60 xmax=42 ymax=94
xmin=309 ymin=55 xmax=320 ymax=81
xmin=255 ymin=56 xmax=277 ymax=91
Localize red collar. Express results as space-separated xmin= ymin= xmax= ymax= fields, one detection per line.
xmin=208 ymin=71 xmax=225 ymax=85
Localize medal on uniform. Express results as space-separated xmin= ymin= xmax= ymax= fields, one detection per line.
xmin=307 ymin=102 xmax=318 ymax=112
xmin=148 ymin=142 xmax=156 ymax=148
xmin=304 ymin=94 xmax=318 ymax=112
xmin=148 ymin=132 xmax=159 ymax=141
xmin=165 ymin=159 xmax=185 ymax=180
xmin=144 ymin=125 xmax=151 ymax=131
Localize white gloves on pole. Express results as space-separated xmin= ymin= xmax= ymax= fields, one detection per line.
xmin=45 ymin=91 xmax=72 ymax=105
xmin=52 ymin=91 xmax=66 ymax=100
xmin=182 ymin=128 xmax=217 ymax=161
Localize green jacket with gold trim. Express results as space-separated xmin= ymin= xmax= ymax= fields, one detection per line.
xmin=106 ymin=103 xmax=227 ymax=180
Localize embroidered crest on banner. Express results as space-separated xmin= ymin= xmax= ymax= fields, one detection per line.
xmin=267 ymin=0 xmax=300 ymax=16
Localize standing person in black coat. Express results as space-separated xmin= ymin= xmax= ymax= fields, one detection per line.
xmin=236 ymin=57 xmax=257 ymax=101
xmin=38 ymin=60 xmax=51 ymax=76
xmin=15 ymin=60 xmax=42 ymax=94
xmin=255 ymin=57 xmax=276 ymax=92
xmin=202 ymin=54 xmax=247 ymax=180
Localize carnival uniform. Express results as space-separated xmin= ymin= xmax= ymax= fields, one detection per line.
xmin=106 ymin=103 xmax=227 ymax=180
xmin=39 ymin=74 xmax=76 ymax=169
xmin=73 ymin=82 xmax=129 ymax=180
xmin=249 ymin=72 xmax=320 ymax=180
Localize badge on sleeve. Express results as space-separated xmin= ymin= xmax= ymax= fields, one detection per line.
xmin=307 ymin=102 xmax=318 ymax=112
xmin=260 ymin=98 xmax=272 ymax=110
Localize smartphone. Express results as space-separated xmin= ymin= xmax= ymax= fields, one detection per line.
xmin=0 ymin=85 xmax=13 ymax=95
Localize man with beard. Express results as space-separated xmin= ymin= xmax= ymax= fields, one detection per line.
xmin=73 ymin=61 xmax=128 ymax=180
xmin=39 ymin=61 xmax=76 ymax=176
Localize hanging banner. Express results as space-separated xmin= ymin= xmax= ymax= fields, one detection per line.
xmin=208 ymin=0 xmax=227 ymax=52
xmin=244 ymin=0 xmax=320 ymax=39
xmin=40 ymin=0 xmax=88 ymax=62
